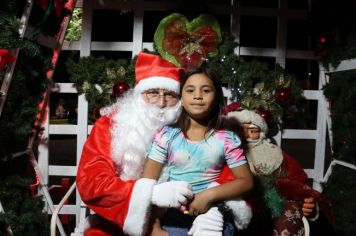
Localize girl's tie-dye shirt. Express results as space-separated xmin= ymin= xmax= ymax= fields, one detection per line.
xmin=146 ymin=126 xmax=246 ymax=193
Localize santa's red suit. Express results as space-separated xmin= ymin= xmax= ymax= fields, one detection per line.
xmin=78 ymin=115 xmax=146 ymax=236
xmin=224 ymin=107 xmax=333 ymax=235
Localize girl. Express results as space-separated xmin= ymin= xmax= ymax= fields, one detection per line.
xmin=143 ymin=64 xmax=254 ymax=236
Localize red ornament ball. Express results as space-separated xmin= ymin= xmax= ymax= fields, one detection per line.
xmin=181 ymin=53 xmax=203 ymax=69
xmin=256 ymin=107 xmax=272 ymax=124
xmin=275 ymin=87 xmax=292 ymax=105
xmin=112 ymin=81 xmax=129 ymax=97
xmin=340 ymin=139 xmax=348 ymax=145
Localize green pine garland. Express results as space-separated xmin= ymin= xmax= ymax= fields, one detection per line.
xmin=323 ymin=70 xmax=356 ymax=165
xmin=208 ymin=32 xmax=303 ymax=123
xmin=0 ymin=155 xmax=49 ymax=236
xmin=319 ymin=36 xmax=356 ymax=69
xmin=322 ymin=70 xmax=356 ymax=235
xmin=66 ymin=56 xmax=133 ymax=114
xmin=0 ymin=46 xmax=51 ymax=158
xmin=65 ymin=49 xmax=150 ymax=118
xmin=0 ymin=0 xmax=63 ymax=234
xmin=310 ymin=0 xmax=356 ymax=69
xmin=322 ymin=165 xmax=356 ymax=236
xmin=0 ymin=2 xmax=52 ymax=158
xmin=311 ymin=2 xmax=356 ymax=232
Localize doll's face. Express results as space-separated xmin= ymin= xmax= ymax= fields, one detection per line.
xmin=238 ymin=123 xmax=261 ymax=141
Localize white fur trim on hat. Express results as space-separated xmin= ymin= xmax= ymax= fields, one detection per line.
xmin=228 ymin=110 xmax=268 ymax=134
xmin=134 ymin=76 xmax=180 ymax=94
xmin=123 ymin=178 xmax=156 ymax=236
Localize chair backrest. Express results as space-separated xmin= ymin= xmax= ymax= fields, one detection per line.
xmin=302 ymin=216 xmax=310 ymax=236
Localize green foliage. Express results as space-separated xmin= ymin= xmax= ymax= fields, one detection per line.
xmin=0 ymin=47 xmax=51 ymax=157
xmin=65 ymin=8 xmax=82 ymax=41
xmin=0 ymin=11 xmax=22 ymax=50
xmin=323 ymin=70 xmax=356 ymax=235
xmin=323 ymin=70 xmax=356 ymax=165
xmin=0 ymin=11 xmax=40 ymax=56
xmin=0 ymin=155 xmax=49 ymax=236
xmin=0 ymin=1 xmax=62 ymax=234
xmin=310 ymin=0 xmax=356 ymax=69
xmin=323 ymin=165 xmax=356 ymax=236
xmin=0 ymin=0 xmax=25 ymax=12
xmin=208 ymin=32 xmax=304 ymax=123
xmin=66 ymin=56 xmax=132 ymax=111
xmin=320 ymin=36 xmax=356 ymax=69
xmin=0 ymin=4 xmax=51 ymax=158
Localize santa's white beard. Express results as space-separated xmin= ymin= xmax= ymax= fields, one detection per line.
xmin=103 ymin=90 xmax=182 ymax=180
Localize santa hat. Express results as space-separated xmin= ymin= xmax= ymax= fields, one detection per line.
xmin=134 ymin=52 xmax=183 ymax=93
xmin=223 ymin=102 xmax=243 ymax=115
xmin=226 ymin=103 xmax=268 ymax=134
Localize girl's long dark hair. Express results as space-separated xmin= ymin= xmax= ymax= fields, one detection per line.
xmin=177 ymin=62 xmax=225 ymax=137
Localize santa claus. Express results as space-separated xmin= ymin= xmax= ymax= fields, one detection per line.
xmin=77 ymin=52 xmax=193 ymax=236
xmin=77 ymin=53 xmax=252 ymax=236
xmin=224 ymin=104 xmax=324 ymax=236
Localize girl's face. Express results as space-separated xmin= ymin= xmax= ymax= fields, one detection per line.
xmin=181 ymin=73 xmax=216 ymax=120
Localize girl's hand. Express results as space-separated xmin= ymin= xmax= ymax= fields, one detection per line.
xmin=188 ymin=190 xmax=214 ymax=216
xmin=149 ymin=208 xmax=169 ymax=236
xmin=150 ymin=226 xmax=169 ymax=236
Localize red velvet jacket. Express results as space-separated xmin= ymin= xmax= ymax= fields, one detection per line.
xmin=77 ymin=116 xmax=156 ymax=236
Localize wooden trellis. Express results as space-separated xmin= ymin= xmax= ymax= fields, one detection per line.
xmin=43 ymin=0 xmax=333 ymax=234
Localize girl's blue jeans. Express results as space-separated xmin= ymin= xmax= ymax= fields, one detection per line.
xmin=161 ymin=208 xmax=234 ymax=236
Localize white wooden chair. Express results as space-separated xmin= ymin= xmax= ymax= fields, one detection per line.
xmin=50 ymin=182 xmax=88 ymax=236
xmin=303 ymin=216 xmax=310 ymax=236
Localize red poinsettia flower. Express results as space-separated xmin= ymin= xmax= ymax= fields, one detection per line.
xmin=0 ymin=49 xmax=16 ymax=71
xmin=155 ymin=13 xmax=221 ymax=68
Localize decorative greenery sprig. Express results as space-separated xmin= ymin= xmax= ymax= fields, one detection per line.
xmin=65 ymin=8 xmax=82 ymax=41
xmin=66 ymin=56 xmax=133 ymax=111
xmin=208 ymin=32 xmax=303 ymax=123
xmin=0 ymin=155 xmax=49 ymax=235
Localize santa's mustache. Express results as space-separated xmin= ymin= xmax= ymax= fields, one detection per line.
xmin=136 ymin=95 xmax=182 ymax=125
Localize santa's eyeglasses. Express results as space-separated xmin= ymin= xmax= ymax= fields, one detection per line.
xmin=143 ymin=89 xmax=179 ymax=103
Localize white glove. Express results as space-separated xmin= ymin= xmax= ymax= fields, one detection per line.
xmin=188 ymin=206 xmax=224 ymax=236
xmin=151 ymin=181 xmax=193 ymax=208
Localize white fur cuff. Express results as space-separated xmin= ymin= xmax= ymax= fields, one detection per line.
xmin=123 ymin=178 xmax=156 ymax=236
xmin=225 ymin=198 xmax=253 ymax=230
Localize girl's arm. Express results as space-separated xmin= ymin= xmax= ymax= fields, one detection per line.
xmin=142 ymin=158 xmax=164 ymax=179
xmin=189 ymin=163 xmax=253 ymax=215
